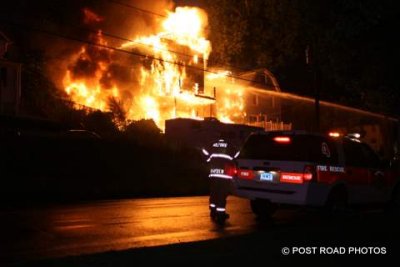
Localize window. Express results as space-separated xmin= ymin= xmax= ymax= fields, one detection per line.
xmin=343 ymin=140 xmax=365 ymax=167
xmin=360 ymin=143 xmax=381 ymax=169
xmin=308 ymin=137 xmax=339 ymax=165
xmin=343 ymin=139 xmax=380 ymax=168
xmin=239 ymin=134 xmax=339 ymax=163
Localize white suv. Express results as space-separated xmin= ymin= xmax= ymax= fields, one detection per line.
xmin=232 ymin=131 xmax=399 ymax=217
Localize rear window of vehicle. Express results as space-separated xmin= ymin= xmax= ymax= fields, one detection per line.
xmin=238 ymin=134 xmax=338 ymax=164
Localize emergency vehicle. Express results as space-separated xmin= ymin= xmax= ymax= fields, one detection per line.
xmin=232 ymin=131 xmax=400 ymax=217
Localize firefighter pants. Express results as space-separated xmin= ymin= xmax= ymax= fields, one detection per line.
xmin=209 ymin=178 xmax=232 ymax=213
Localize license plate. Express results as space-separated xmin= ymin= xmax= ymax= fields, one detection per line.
xmin=260 ymin=172 xmax=273 ymax=181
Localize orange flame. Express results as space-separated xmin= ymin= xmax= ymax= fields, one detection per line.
xmin=63 ymin=6 xmax=246 ymax=130
xmin=205 ymin=70 xmax=245 ymax=123
xmin=162 ymin=7 xmax=211 ymax=59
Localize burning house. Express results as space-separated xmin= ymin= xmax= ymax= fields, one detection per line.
xmin=204 ymin=68 xmax=291 ymax=130
xmin=61 ymin=6 xmax=290 ymax=133
xmin=62 ymin=6 xmax=216 ymax=130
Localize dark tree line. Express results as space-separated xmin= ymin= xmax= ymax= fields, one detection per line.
xmin=204 ymin=0 xmax=400 ymax=115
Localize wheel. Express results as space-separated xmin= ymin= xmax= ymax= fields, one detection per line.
xmin=392 ymin=187 xmax=400 ymax=209
xmin=324 ymin=186 xmax=348 ymax=215
xmin=250 ymin=199 xmax=277 ymax=218
xmin=387 ymin=185 xmax=400 ymax=216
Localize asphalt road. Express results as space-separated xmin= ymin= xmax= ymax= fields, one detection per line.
xmin=0 ymin=196 xmax=255 ymax=264
xmin=1 ymin=196 xmax=400 ymax=266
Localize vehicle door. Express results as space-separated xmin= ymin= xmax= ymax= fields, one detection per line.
xmin=343 ymin=139 xmax=372 ymax=203
xmin=360 ymin=144 xmax=392 ymax=202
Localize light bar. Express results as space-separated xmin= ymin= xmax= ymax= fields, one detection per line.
xmin=347 ymin=133 xmax=361 ymax=139
xmin=273 ymin=136 xmax=291 ymax=143
xmin=328 ymin=132 xmax=341 ymax=138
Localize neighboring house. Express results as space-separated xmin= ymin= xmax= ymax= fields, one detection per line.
xmin=207 ymin=68 xmax=291 ymax=131
xmin=238 ymin=69 xmax=290 ymax=131
xmin=0 ymin=31 xmax=21 ymax=115
xmin=204 ymin=67 xmax=397 ymax=158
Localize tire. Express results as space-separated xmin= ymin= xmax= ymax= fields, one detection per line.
xmin=250 ymin=199 xmax=277 ymax=218
xmin=387 ymin=185 xmax=400 ymax=216
xmin=324 ymin=186 xmax=348 ymax=215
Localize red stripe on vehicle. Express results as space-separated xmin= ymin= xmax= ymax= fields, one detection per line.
xmin=238 ymin=169 xmax=254 ymax=179
xmin=280 ymin=172 xmax=303 ymax=184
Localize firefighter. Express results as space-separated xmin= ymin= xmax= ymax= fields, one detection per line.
xmin=202 ymin=136 xmax=238 ymax=224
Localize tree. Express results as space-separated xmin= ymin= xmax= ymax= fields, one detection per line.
xmin=83 ymin=111 xmax=118 ymax=138
xmin=124 ymin=119 xmax=162 ymax=139
xmin=204 ymin=0 xmax=400 ymax=115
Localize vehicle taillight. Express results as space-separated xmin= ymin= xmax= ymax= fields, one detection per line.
xmin=303 ymin=165 xmax=316 ymax=182
xmin=237 ymin=169 xmax=254 ymax=179
xmin=224 ymin=163 xmax=237 ymax=177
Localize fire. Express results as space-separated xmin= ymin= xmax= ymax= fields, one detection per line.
xmin=205 ymin=70 xmax=245 ymax=123
xmin=62 ymin=35 xmax=116 ymax=111
xmin=62 ymin=6 xmax=245 ymax=130
xmin=140 ymin=95 xmax=160 ymax=123
xmin=161 ymin=7 xmax=211 ymax=59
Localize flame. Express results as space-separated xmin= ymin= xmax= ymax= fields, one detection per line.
xmin=205 ymin=71 xmax=245 ymax=124
xmin=62 ymin=6 xmax=247 ymax=130
xmin=140 ymin=95 xmax=160 ymax=123
xmin=63 ymin=31 xmax=116 ymax=112
xmin=161 ymin=7 xmax=211 ymax=59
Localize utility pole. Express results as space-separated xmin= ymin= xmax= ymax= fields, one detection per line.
xmin=174 ymin=97 xmax=177 ymax=118
xmin=211 ymin=86 xmax=216 ymax=117
xmin=306 ymin=44 xmax=320 ymax=133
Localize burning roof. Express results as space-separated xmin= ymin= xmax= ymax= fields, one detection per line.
xmin=62 ymin=6 xmax=220 ymax=130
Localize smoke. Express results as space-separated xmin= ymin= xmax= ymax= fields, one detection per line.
xmin=82 ymin=8 xmax=104 ymax=25
xmin=43 ymin=0 xmax=215 ymax=130
xmin=47 ymin=0 xmax=175 ymax=103
xmin=99 ymin=0 xmax=174 ymax=39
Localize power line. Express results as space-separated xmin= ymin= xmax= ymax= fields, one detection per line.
xmin=0 ymin=18 xmax=270 ymax=88
xmin=2 ymin=19 xmax=394 ymax=120
xmin=107 ymin=0 xmax=166 ymax=18
xmin=105 ymin=0 xmax=266 ymax=74
xmin=59 ymin=22 xmax=206 ymax=62
xmin=14 ymin=2 xmax=209 ymax=66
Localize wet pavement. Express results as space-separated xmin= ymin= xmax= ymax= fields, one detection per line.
xmin=1 ymin=196 xmax=400 ymax=266
xmin=0 ymin=196 xmax=256 ymax=264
